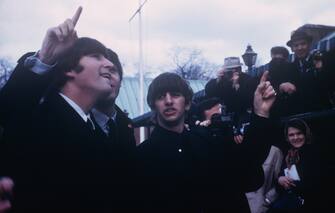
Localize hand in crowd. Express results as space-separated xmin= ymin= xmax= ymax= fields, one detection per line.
xmin=195 ymin=120 xmax=211 ymax=127
xmin=278 ymin=176 xmax=296 ymax=190
xmin=38 ymin=6 xmax=83 ymax=64
xmin=313 ymin=60 xmax=323 ymax=69
xmin=234 ymin=134 xmax=244 ymax=144
xmin=253 ymin=71 xmax=276 ymax=118
xmin=231 ymin=72 xmax=240 ymax=90
xmin=279 ymin=82 xmax=296 ymax=95
xmin=0 ymin=177 xmax=14 ymax=213
xmin=216 ymin=68 xmax=225 ymax=83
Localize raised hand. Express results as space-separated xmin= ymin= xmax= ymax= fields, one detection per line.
xmin=216 ymin=68 xmax=225 ymax=83
xmin=231 ymin=71 xmax=240 ymax=90
xmin=38 ymin=6 xmax=83 ymax=64
xmin=253 ymin=71 xmax=276 ymax=118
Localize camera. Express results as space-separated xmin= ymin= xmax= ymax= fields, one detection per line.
xmin=210 ymin=105 xmax=251 ymax=138
xmin=209 ymin=112 xmax=235 ymax=139
xmin=210 ymin=112 xmax=234 ymax=130
xmin=312 ymin=50 xmax=323 ymax=61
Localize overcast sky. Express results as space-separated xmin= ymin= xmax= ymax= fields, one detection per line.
xmin=1 ymin=0 xmax=334 ymax=76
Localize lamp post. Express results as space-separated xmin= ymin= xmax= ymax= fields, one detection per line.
xmin=242 ymin=44 xmax=257 ymax=75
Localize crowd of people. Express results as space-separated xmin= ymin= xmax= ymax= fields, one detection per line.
xmin=0 ymin=6 xmax=334 ymax=213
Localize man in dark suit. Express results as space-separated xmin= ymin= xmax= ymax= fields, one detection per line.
xmin=137 ymin=72 xmax=277 ymax=212
xmin=137 ymin=72 xmax=208 ymax=212
xmin=0 ymin=7 xmax=136 ymax=212
xmin=287 ymin=30 xmax=333 ymax=113
xmin=91 ymin=49 xmax=137 ymax=209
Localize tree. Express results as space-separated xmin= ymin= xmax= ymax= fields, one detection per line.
xmin=0 ymin=57 xmax=15 ymax=89
xmin=168 ymin=46 xmax=219 ymax=80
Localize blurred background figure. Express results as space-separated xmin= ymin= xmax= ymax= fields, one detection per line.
xmin=287 ymin=31 xmax=333 ymax=113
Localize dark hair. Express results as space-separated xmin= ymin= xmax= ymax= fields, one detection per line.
xmin=284 ymin=118 xmax=312 ymax=144
xmin=147 ymin=72 xmax=193 ymax=109
xmin=270 ymin=46 xmax=289 ymax=59
xmin=195 ymin=97 xmax=221 ymax=120
xmin=55 ymin=37 xmax=108 ymax=88
xmin=106 ymin=48 xmax=123 ymax=80
xmin=286 ymin=30 xmax=313 ymax=47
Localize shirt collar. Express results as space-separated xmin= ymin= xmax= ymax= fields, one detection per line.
xmin=59 ymin=93 xmax=90 ymax=122
xmin=91 ymin=108 xmax=117 ymax=134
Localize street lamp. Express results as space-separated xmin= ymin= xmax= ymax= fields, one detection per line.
xmin=242 ymin=44 xmax=257 ymax=75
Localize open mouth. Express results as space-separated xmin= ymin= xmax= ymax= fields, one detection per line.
xmin=100 ymin=72 xmax=112 ymax=81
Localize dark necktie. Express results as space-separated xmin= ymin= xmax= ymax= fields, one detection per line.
xmin=107 ymin=119 xmax=118 ymax=142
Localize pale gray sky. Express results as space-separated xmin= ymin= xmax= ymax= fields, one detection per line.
xmin=1 ymin=0 xmax=334 ymax=76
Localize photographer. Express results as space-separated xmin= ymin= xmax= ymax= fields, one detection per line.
xmin=193 ymin=97 xmax=246 ymax=144
xmin=205 ymin=57 xmax=258 ymax=118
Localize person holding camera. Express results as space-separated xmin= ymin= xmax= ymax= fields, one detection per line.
xmin=205 ymin=57 xmax=258 ymax=117
xmin=193 ymin=97 xmax=244 ymax=144
xmin=205 ymin=57 xmax=258 ymax=144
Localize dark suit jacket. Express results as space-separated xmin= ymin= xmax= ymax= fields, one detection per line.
xmin=0 ymin=52 xmax=55 ymax=129
xmin=0 ymin=53 xmax=137 ymax=212
xmin=137 ymin=125 xmax=209 ymax=213
xmin=290 ymin=56 xmax=333 ymax=113
xmin=2 ymin=92 xmax=119 ymax=212
xmin=92 ymin=105 xmax=138 ymax=209
xmin=195 ymin=114 xmax=275 ymax=212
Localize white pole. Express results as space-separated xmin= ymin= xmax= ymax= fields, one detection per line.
xmin=138 ymin=0 xmax=145 ymax=143
xmin=129 ymin=0 xmax=148 ymax=143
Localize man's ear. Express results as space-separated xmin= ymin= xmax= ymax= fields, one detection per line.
xmin=64 ymin=70 xmax=77 ymax=79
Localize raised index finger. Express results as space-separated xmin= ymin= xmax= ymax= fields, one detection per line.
xmin=72 ymin=6 xmax=83 ymax=27
xmin=260 ymin=70 xmax=269 ymax=84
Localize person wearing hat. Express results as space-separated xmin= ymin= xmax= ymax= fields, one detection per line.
xmin=287 ymin=30 xmax=313 ymax=62
xmin=205 ymin=56 xmax=258 ymax=138
xmin=286 ymin=30 xmax=333 ymax=113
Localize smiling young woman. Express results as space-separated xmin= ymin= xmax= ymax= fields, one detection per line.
xmin=269 ymin=118 xmax=323 ymax=213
